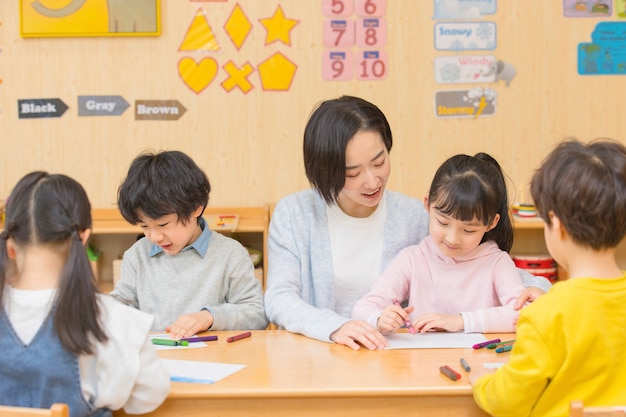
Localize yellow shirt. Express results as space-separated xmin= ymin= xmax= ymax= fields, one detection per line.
xmin=473 ymin=274 xmax=626 ymax=417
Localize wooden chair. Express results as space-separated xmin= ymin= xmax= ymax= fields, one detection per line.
xmin=0 ymin=403 xmax=69 ymax=417
xmin=570 ymin=400 xmax=626 ymax=417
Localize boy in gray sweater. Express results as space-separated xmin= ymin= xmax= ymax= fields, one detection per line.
xmin=110 ymin=150 xmax=268 ymax=338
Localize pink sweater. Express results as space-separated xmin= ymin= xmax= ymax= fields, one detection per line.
xmin=352 ymin=235 xmax=524 ymax=333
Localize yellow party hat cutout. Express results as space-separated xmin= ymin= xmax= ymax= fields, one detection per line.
xmin=179 ymin=7 xmax=221 ymax=52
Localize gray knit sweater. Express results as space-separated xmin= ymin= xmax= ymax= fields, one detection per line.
xmin=111 ymin=230 xmax=268 ymax=331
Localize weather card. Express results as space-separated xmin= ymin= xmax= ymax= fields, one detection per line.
xmin=563 ymin=0 xmax=612 ymax=17
xmin=434 ymin=55 xmax=497 ymax=83
xmin=434 ymin=22 xmax=496 ymax=51
xmin=435 ymin=88 xmax=498 ymax=119
xmin=433 ymin=0 xmax=497 ymax=20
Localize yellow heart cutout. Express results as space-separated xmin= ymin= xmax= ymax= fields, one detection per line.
xmin=178 ymin=57 xmax=218 ymax=94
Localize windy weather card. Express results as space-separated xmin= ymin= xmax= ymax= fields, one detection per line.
xmin=435 ymin=55 xmax=497 ymax=83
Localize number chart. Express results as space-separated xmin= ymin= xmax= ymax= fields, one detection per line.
xmin=321 ymin=0 xmax=388 ymax=81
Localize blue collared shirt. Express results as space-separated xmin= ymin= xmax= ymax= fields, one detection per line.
xmin=148 ymin=217 xmax=212 ymax=257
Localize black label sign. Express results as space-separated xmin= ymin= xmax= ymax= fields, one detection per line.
xmin=18 ymin=98 xmax=68 ymax=119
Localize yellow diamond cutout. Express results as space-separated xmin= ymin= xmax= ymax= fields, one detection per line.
xmin=224 ymin=4 xmax=252 ymax=51
xmin=257 ymin=52 xmax=297 ymax=91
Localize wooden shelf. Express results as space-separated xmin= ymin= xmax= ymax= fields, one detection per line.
xmin=512 ymin=215 xmax=544 ymax=230
xmin=90 ymin=206 xmax=270 ymax=289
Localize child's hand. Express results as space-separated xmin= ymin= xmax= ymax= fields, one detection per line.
xmin=377 ymin=304 xmax=414 ymax=334
xmin=412 ymin=312 xmax=464 ymax=333
xmin=166 ymin=310 xmax=214 ymax=339
xmin=513 ymin=287 xmax=546 ymax=310
xmin=468 ymin=366 xmax=496 ymax=385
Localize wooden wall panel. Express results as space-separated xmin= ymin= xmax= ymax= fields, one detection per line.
xmin=1 ymin=0 xmax=624 ymax=212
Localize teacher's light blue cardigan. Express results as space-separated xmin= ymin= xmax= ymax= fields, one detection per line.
xmin=264 ymin=189 xmax=550 ymax=343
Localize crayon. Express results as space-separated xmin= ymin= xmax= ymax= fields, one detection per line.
xmin=473 ymin=338 xmax=501 ymax=349
xmin=227 ymin=331 xmax=252 ymax=343
xmin=496 ymin=344 xmax=514 ymax=353
xmin=460 ymin=358 xmax=471 ymax=372
xmin=393 ymin=300 xmax=417 ymax=334
xmin=486 ymin=339 xmax=516 ymax=349
xmin=179 ymin=335 xmax=219 ymax=343
xmin=152 ymin=338 xmax=189 ymax=347
xmin=439 ymin=365 xmax=461 ymax=381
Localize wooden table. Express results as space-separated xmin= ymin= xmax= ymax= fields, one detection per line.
xmin=114 ymin=330 xmax=513 ymax=417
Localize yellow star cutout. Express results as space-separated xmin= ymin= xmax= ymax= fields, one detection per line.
xmin=258 ymin=5 xmax=299 ymax=46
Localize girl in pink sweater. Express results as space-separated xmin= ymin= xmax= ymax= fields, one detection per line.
xmin=352 ymin=152 xmax=530 ymax=334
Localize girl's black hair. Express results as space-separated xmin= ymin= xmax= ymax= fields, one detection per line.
xmin=0 ymin=172 xmax=107 ymax=355
xmin=427 ymin=153 xmax=514 ymax=252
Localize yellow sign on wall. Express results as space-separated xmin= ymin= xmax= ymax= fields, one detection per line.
xmin=20 ymin=0 xmax=161 ymax=37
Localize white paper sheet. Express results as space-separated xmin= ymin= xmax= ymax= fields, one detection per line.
xmin=150 ymin=334 xmax=211 ymax=350
xmin=161 ymin=359 xmax=246 ymax=384
xmin=385 ymin=332 xmax=487 ymax=349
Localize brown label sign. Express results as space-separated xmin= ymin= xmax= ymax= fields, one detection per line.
xmin=135 ymin=100 xmax=187 ymax=121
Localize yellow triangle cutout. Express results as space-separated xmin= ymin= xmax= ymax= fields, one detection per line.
xmin=179 ymin=8 xmax=221 ymax=52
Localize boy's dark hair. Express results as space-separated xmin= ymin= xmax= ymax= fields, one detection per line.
xmin=530 ymin=138 xmax=626 ymax=250
xmin=117 ymin=150 xmax=211 ymax=224
xmin=427 ymin=152 xmax=514 ymax=252
xmin=0 ymin=172 xmax=107 ymax=355
xmin=303 ymin=95 xmax=393 ymax=204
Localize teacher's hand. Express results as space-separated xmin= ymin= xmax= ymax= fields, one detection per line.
xmin=330 ymin=320 xmax=388 ymax=351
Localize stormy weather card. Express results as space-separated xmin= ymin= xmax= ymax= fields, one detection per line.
xmin=435 ymin=88 xmax=498 ymax=119
xmin=578 ymin=22 xmax=626 ymax=74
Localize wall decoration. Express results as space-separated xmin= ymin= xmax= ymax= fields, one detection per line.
xmin=322 ymin=0 xmax=353 ymax=17
xmin=179 ymin=8 xmax=221 ymax=51
xmin=135 ymin=100 xmax=187 ymax=120
xmin=578 ymin=22 xmax=626 ymax=74
xmin=433 ymin=0 xmax=496 ymax=19
xmin=434 ymin=55 xmax=497 ymax=83
xmin=434 ymin=21 xmax=496 ymax=51
xmin=177 ymin=3 xmax=298 ymax=93
xmin=322 ymin=51 xmax=354 ymax=80
xmin=224 ymin=3 xmax=253 ymax=50
xmin=77 ymin=95 xmax=129 ymax=116
xmin=18 ymin=98 xmax=68 ymax=118
xmin=563 ymin=0 xmax=612 ymax=16
xmin=618 ymin=0 xmax=626 ymax=17
xmin=178 ymin=57 xmax=219 ymax=94
xmin=321 ymin=0 xmax=388 ymax=81
xmin=258 ymin=5 xmax=300 ymax=46
xmin=20 ymin=0 xmax=160 ymax=37
xmin=323 ymin=19 xmax=355 ymax=48
xmin=435 ymin=88 xmax=497 ymax=118
xmin=221 ymin=60 xmax=255 ymax=93
xmin=257 ymin=52 xmax=297 ymax=90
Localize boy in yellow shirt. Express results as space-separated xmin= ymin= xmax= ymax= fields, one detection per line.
xmin=471 ymin=138 xmax=626 ymax=416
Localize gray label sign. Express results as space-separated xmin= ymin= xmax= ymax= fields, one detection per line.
xmin=78 ymin=95 xmax=129 ymax=116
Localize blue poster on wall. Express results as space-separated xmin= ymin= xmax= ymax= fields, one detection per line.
xmin=578 ymin=22 xmax=626 ymax=74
